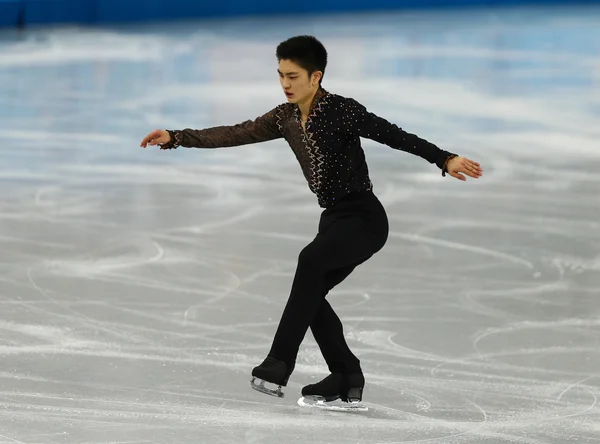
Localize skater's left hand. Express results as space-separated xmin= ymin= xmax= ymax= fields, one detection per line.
xmin=446 ymin=156 xmax=483 ymax=181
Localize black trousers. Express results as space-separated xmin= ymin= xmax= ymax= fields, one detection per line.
xmin=268 ymin=189 xmax=389 ymax=375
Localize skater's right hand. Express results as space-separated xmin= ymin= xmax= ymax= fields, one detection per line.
xmin=140 ymin=129 xmax=171 ymax=148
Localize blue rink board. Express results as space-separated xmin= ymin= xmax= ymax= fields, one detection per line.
xmin=6 ymin=0 xmax=600 ymax=26
xmin=0 ymin=0 xmax=20 ymax=27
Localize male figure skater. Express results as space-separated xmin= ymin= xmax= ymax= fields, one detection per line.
xmin=141 ymin=35 xmax=483 ymax=406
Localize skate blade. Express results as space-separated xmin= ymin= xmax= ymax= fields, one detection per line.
xmin=297 ymin=396 xmax=368 ymax=412
xmin=250 ymin=377 xmax=284 ymax=398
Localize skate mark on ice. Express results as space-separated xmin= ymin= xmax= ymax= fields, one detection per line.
xmin=349 ymin=398 xmax=490 ymax=443
xmin=0 ymin=234 xmax=74 ymax=250
xmin=0 ymin=434 xmax=27 ymax=444
xmin=42 ymin=237 xmax=166 ymax=276
xmin=557 ymin=372 xmax=600 ymax=402
xmin=389 ymin=232 xmax=534 ymax=269
xmin=411 ymin=393 xmax=431 ymax=412
xmin=26 ymin=267 xmax=151 ymax=344
xmin=99 ymin=303 xmax=272 ymax=345
xmin=471 ymin=317 xmax=600 ymax=354
xmin=552 ymin=387 xmax=597 ymax=423
xmin=163 ymin=205 xmax=265 ymax=235
xmin=462 ymin=280 xmax=571 ymax=322
xmin=182 ymin=252 xmax=290 ymax=318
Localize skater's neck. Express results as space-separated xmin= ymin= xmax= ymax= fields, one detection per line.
xmin=297 ymin=86 xmax=323 ymax=122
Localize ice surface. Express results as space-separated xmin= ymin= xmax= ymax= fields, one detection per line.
xmin=1 ymin=4 xmax=600 ymax=444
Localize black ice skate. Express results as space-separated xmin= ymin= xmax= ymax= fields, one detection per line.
xmin=298 ymin=372 xmax=368 ymax=411
xmin=250 ymin=356 xmax=294 ymax=398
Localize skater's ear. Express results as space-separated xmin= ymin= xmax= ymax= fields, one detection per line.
xmin=310 ymin=70 xmax=323 ymax=87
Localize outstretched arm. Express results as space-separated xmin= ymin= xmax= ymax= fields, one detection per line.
xmin=347 ymin=98 xmax=482 ymax=179
xmin=141 ymin=107 xmax=283 ymax=149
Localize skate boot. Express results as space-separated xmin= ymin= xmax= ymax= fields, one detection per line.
xmin=298 ymin=372 xmax=367 ymax=411
xmin=250 ymin=356 xmax=294 ymax=398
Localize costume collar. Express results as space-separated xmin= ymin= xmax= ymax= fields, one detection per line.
xmin=295 ymin=87 xmax=329 ymax=121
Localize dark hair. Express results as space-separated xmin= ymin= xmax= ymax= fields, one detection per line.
xmin=276 ymin=35 xmax=328 ymax=84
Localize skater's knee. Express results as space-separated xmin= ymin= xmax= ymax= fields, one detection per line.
xmin=298 ymin=243 xmax=326 ymax=270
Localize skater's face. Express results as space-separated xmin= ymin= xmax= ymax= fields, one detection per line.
xmin=278 ymin=59 xmax=322 ymax=105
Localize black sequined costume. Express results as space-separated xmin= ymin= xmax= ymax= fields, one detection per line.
xmin=161 ymin=88 xmax=457 ymax=208
xmin=160 ymin=87 xmax=457 ymax=384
